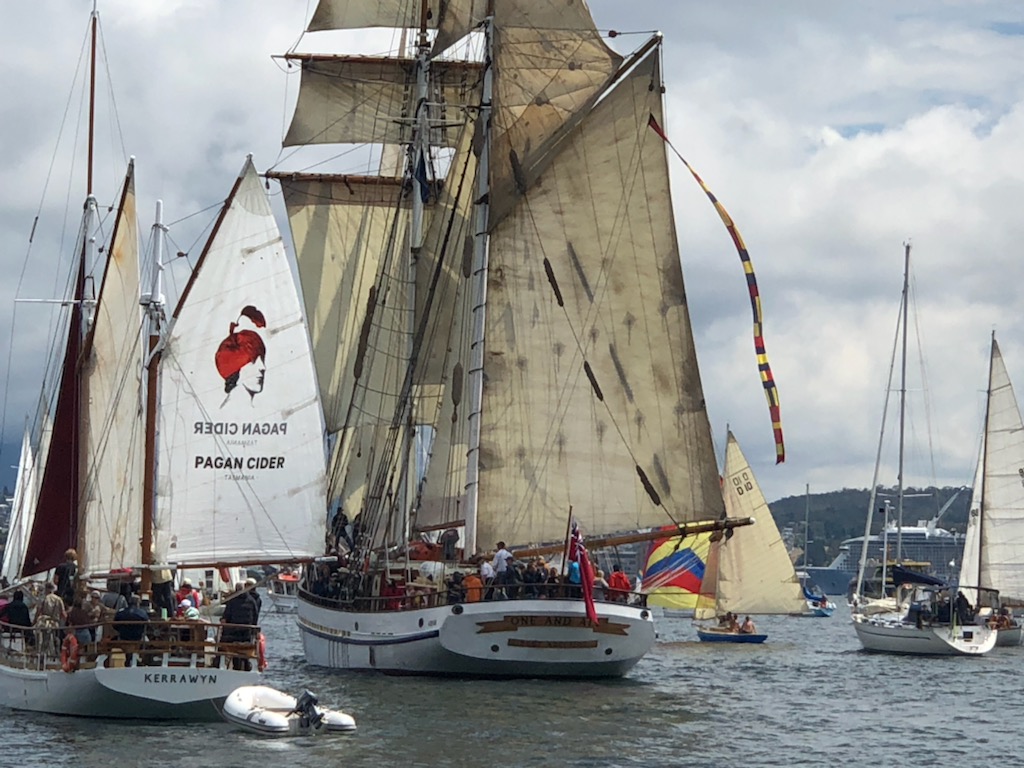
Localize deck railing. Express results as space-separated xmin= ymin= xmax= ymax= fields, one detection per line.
xmin=0 ymin=618 xmax=261 ymax=672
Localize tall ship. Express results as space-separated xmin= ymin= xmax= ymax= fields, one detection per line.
xmin=274 ymin=0 xmax=754 ymax=677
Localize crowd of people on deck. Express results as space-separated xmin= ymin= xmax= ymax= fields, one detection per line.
xmin=305 ymin=539 xmax=641 ymax=611
xmin=0 ymin=548 xmax=265 ymax=667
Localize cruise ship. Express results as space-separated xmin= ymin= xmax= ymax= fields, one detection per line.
xmin=803 ymin=520 xmax=965 ymax=595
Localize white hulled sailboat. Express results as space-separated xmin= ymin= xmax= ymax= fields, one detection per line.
xmin=851 ymin=245 xmax=996 ymax=656
xmin=958 ymin=335 xmax=1024 ymax=647
xmin=276 ymin=0 xmax=752 ymax=677
xmin=0 ymin=9 xmax=325 ymax=718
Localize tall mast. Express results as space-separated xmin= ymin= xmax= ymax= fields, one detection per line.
xmin=399 ymin=2 xmax=432 ymax=556
xmin=895 ymin=242 xmax=910 ymax=563
xmin=409 ymin=0 xmax=430 ymax=253
xmin=140 ymin=200 xmax=167 ymax=592
xmin=802 ymin=483 xmax=810 ymax=571
xmin=463 ymin=7 xmax=495 ymax=557
xmin=978 ymin=331 xmax=995 ymax=590
xmin=87 ymin=1 xmax=97 ymax=197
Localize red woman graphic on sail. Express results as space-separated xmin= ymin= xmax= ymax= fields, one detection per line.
xmin=215 ymin=305 xmax=267 ymax=405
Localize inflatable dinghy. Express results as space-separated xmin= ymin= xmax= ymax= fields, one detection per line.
xmin=222 ymin=686 xmax=356 ymax=736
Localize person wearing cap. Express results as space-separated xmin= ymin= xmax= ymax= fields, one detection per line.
xmin=176 ymin=598 xmax=193 ymax=619
xmin=175 ymin=579 xmax=202 ymax=613
xmin=244 ymin=577 xmax=262 ymax=618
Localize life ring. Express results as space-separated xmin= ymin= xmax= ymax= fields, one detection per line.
xmin=61 ymin=634 xmax=80 ymax=673
xmin=257 ymin=632 xmax=268 ymax=672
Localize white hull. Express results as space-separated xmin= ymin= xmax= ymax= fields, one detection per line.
xmin=298 ymin=597 xmax=656 ymax=677
xmin=222 ymin=685 xmax=355 ymax=736
xmin=852 ymin=614 xmax=996 ymax=656
xmin=996 ymin=625 xmax=1023 ymax=647
xmin=0 ymin=654 xmax=257 ymax=720
xmin=265 ymin=591 xmax=298 ymax=614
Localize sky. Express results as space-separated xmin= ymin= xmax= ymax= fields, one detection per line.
xmin=1 ymin=1 xmax=1024 ymax=508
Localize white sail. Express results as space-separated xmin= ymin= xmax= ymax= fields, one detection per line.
xmin=976 ymin=338 xmax=1024 ymax=603
xmin=696 ymin=431 xmax=806 ymax=618
xmin=154 ymin=158 xmax=326 ymax=565
xmin=958 ymin=451 xmax=984 ymax=604
xmin=477 ymin=49 xmax=723 ymax=548
xmin=78 ymin=164 xmax=146 ymax=574
xmin=2 ymin=427 xmax=36 ymax=582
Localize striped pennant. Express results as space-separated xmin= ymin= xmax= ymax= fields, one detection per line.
xmin=647 ymin=114 xmax=785 ymax=463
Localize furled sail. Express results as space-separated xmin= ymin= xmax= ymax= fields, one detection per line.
xmin=154 ymin=159 xmax=326 ymax=565
xmin=975 ymin=337 xmax=1024 ymax=603
xmin=78 ymin=163 xmax=145 ymax=574
xmin=476 ymin=49 xmax=723 ymax=548
xmin=695 ymin=431 xmax=805 ymax=619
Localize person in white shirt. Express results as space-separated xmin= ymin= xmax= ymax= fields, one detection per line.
xmin=480 ymin=559 xmax=496 ymax=601
xmin=491 ymin=542 xmax=512 ymax=574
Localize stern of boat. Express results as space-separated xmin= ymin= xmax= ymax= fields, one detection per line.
xmin=437 ymin=599 xmax=655 ymax=676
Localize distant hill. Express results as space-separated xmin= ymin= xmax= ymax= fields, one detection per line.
xmin=768 ymin=486 xmax=971 ymax=567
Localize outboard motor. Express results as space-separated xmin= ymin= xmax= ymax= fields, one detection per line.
xmin=292 ymin=689 xmax=324 ymax=729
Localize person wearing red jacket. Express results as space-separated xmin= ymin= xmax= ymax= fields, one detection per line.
xmin=607 ymin=565 xmax=632 ymax=603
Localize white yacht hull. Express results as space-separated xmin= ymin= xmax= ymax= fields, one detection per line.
xmin=266 ymin=591 xmax=298 ymax=614
xmin=0 ymin=655 xmax=257 ymax=720
xmin=298 ymin=597 xmax=656 ymax=677
xmin=852 ymin=614 xmax=996 ymax=656
xmin=996 ymin=624 xmax=1023 ymax=647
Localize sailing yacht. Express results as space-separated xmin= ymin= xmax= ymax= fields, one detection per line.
xmin=274 ymin=1 xmax=753 ymax=676
xmin=0 ymin=8 xmax=326 ymax=718
xmin=694 ymin=431 xmax=810 ymax=643
xmin=850 ymin=244 xmax=996 ymax=656
xmin=958 ymin=335 xmax=1024 ymax=647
